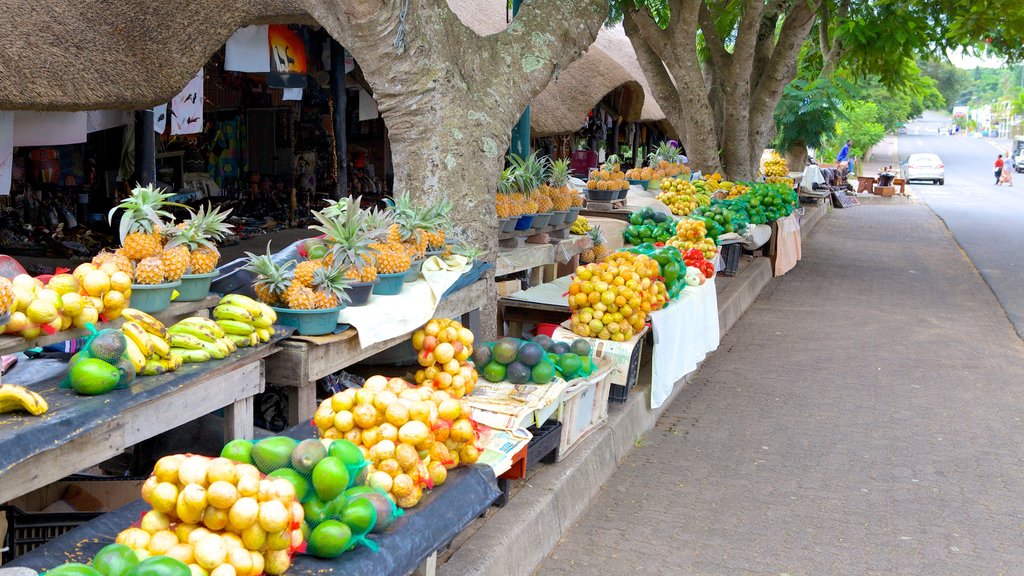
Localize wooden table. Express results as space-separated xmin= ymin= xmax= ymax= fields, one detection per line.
xmin=497 ymin=298 xmax=570 ymax=338
xmin=0 ymin=296 xmax=219 ymax=357
xmin=496 ymin=235 xmax=591 ymax=285
xmin=0 ymin=333 xmax=284 ymax=503
xmin=265 ymin=279 xmax=490 ymax=425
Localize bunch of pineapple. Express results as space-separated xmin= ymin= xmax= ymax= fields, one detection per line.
xmin=422 ymin=196 xmax=451 ymax=252
xmin=244 ymin=242 xmax=352 ymax=311
xmin=580 ymin=227 xmax=610 ymax=263
xmin=365 ymin=205 xmax=413 ymax=275
xmin=387 ymin=191 xmax=434 ymax=261
xmin=649 ymin=142 xmax=690 ymax=178
xmin=310 ymin=199 xmax=382 ymax=284
xmin=496 ymin=166 xmax=524 ymax=220
xmin=108 ymin=185 xmax=231 ymax=286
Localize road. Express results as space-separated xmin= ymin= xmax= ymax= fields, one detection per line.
xmin=898 ymin=111 xmax=1024 ymax=337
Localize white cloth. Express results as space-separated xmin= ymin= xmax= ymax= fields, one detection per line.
xmin=649 ymin=277 xmax=720 ymax=408
xmin=170 ymin=70 xmax=204 ymax=135
xmin=86 ymin=110 xmax=131 ymax=134
xmin=225 ymin=25 xmax=270 ymax=72
xmin=282 ymin=88 xmax=303 ymax=101
xmin=802 ymin=165 xmax=825 ymax=189
xmin=12 ymin=111 xmax=87 ymax=146
xmin=773 ymin=213 xmax=802 ymax=276
xmin=153 ymin=104 xmax=168 ymax=133
xmin=337 ymin=256 xmax=472 ymax=348
xmin=0 ymin=112 xmax=12 ymax=196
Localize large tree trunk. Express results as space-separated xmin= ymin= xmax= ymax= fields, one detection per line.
xmin=625 ymin=0 xmax=822 ymax=181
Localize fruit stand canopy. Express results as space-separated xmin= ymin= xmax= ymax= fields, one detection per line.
xmin=0 ymin=1 xmax=666 ymax=136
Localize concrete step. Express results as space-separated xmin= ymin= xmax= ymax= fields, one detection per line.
xmin=438 ymin=203 xmax=829 ymax=576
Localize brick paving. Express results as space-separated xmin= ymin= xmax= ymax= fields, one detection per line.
xmin=535 ymin=204 xmax=1024 ymax=575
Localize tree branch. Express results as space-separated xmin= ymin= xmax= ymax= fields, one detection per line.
xmin=622 ymin=16 xmax=685 ymax=134
xmin=697 ymin=3 xmax=729 ymax=72
xmin=731 ymin=0 xmax=766 ymax=79
xmin=818 ymin=0 xmax=831 ymax=56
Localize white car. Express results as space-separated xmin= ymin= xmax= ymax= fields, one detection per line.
xmin=903 ymin=153 xmax=945 ymax=185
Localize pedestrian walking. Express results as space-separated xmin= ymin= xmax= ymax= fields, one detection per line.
xmin=1002 ymin=156 xmax=1015 ymax=186
xmin=995 ymin=154 xmax=1004 ymax=185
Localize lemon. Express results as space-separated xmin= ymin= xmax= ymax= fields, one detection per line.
xmin=207 ymin=481 xmax=239 ymax=509
xmin=193 ymin=534 xmax=227 ymax=571
xmin=240 ymin=522 xmax=268 ymax=550
xmin=257 ymin=500 xmax=290 ymax=533
xmin=151 ymin=482 xmax=179 ymax=514
xmin=228 ymin=497 xmax=259 ymax=531
xmin=140 ymin=510 xmax=170 ymax=534
xmin=148 ymin=530 xmax=179 ymax=555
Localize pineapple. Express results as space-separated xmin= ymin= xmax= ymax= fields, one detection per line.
xmin=134 ymin=256 xmax=166 ymax=285
xmin=548 ymin=159 xmax=574 ymax=211
xmin=369 ymin=242 xmax=412 ymax=274
xmin=386 ymin=191 xmax=430 ymax=260
xmin=160 ymin=245 xmax=190 ymax=281
xmin=423 ymin=195 xmax=452 ymax=250
xmin=496 ymin=167 xmax=519 ymax=219
xmin=244 ymin=241 xmax=294 ymax=306
xmin=294 ymin=259 xmax=323 ymax=287
xmin=309 ymin=261 xmax=353 ymax=309
xmin=108 ymin=184 xmax=179 ymax=260
xmin=582 ymin=227 xmax=609 ymax=263
xmin=93 ymin=250 xmax=133 ymax=275
xmin=0 ymin=276 xmax=13 ymax=315
xmin=310 ymin=198 xmax=383 ymax=283
xmin=283 ymin=282 xmax=316 ymax=310
xmin=165 ymin=204 xmax=233 ymax=275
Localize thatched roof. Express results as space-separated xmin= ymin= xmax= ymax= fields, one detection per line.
xmin=0 ymin=0 xmax=309 ymax=111
xmin=0 ymin=1 xmax=665 ymax=136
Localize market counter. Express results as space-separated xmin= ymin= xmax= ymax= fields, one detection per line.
xmin=6 ymin=424 xmax=501 ymax=576
xmin=0 ymin=332 xmax=287 ymax=504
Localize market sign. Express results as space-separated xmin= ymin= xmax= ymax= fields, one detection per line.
xmin=266 ymin=25 xmax=307 ymax=89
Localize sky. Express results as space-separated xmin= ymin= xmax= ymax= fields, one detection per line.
xmin=947 ymin=48 xmax=1005 ymax=69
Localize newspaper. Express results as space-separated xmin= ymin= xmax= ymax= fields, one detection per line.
xmin=476 ymin=425 xmax=533 ymax=476
xmin=464 ymin=378 xmax=572 ymax=431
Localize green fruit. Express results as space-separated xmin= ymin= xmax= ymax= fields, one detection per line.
xmin=92 ymin=544 xmax=140 ymax=576
xmin=340 ymin=497 xmax=377 ymax=536
xmin=471 ymin=345 xmax=492 ymax=367
xmin=269 ymin=468 xmax=310 ymax=502
xmin=324 ymin=493 xmax=348 ymax=518
xmin=532 ymin=334 xmax=554 ymax=351
xmin=558 ymin=353 xmax=582 ymax=378
xmin=87 ymin=329 xmax=127 ymax=364
xmin=505 ymin=361 xmax=530 ymax=384
xmin=220 ymin=439 xmax=253 ymax=464
xmin=481 ymin=361 xmax=506 ymax=383
xmin=251 ymin=436 xmax=298 ymax=473
xmin=302 ymin=495 xmax=330 ymax=528
xmin=116 ymin=354 xmax=136 ymax=388
xmin=308 ymin=520 xmax=352 ymax=559
xmin=43 ymin=563 xmax=104 ymax=576
xmin=531 ymin=361 xmax=555 ymax=384
xmin=516 ymin=342 xmax=544 ymax=367
xmin=291 ymin=438 xmax=328 ymax=475
xmin=311 ymin=456 xmax=349 ymax=502
xmin=343 ymin=486 xmax=376 ymax=500
xmin=70 ymin=358 xmax=121 ymax=396
xmin=327 ymin=440 xmax=364 ymax=468
xmin=491 ymin=338 xmax=520 ymax=364
xmin=126 ymin=556 xmax=190 ymax=576
xmin=569 ymin=338 xmax=591 ymax=358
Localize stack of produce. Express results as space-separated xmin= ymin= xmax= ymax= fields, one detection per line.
xmin=733 ymin=182 xmax=798 ymax=224
xmin=496 ymin=167 xmax=524 ymax=221
xmin=683 ymin=248 xmax=716 ymax=282
xmin=566 ymin=252 xmax=667 ymax=341
xmin=763 ymin=154 xmax=788 ymax=177
xmin=362 ymin=206 xmax=413 ymax=277
xmin=692 ymin=202 xmax=749 ymax=236
xmin=539 ymin=159 xmax=578 ymax=212
xmin=580 ymin=227 xmax=611 ymax=264
xmin=310 ymin=200 xmax=383 ymax=283
xmin=313 ymin=375 xmax=479 ymax=508
xmin=115 ymin=450 xmax=308 ymax=574
xmin=569 ymin=215 xmax=592 ymax=235
xmin=666 ymin=219 xmax=718 ymax=259
xmin=625 ymin=165 xmax=659 ymax=181
xmin=656 ymin=177 xmax=709 ymax=215
xmin=505 ymin=152 xmax=547 ymax=217
xmin=244 ymin=243 xmax=352 ymax=311
xmin=473 ymin=338 xmax=552 ymax=384
xmin=723 ymin=182 xmax=750 ymax=199
xmin=118 ymin=309 xmax=182 ymax=377
xmin=0 ymin=267 xmax=127 ymax=338
xmin=586 ymin=157 xmax=629 ymax=192
xmin=648 ymin=142 xmax=690 ymax=178
xmin=623 ymin=208 xmax=674 ymax=245
xmin=411 ymin=317 xmax=479 ymax=399
xmin=163 ymin=204 xmax=234 ymax=278
xmin=623 ymin=244 xmax=686 ymax=299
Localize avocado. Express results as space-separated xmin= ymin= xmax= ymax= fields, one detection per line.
xmin=251 ymin=436 xmax=298 ymax=474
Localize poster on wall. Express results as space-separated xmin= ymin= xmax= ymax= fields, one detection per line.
xmin=171 ymin=70 xmax=204 ymax=135
xmin=225 ymin=25 xmax=270 ymax=73
xmin=266 ymin=25 xmax=307 ymax=89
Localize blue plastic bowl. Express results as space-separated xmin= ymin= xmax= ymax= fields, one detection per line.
xmin=129 ymin=281 xmax=182 ymax=314
xmin=348 ymin=281 xmax=377 ymax=306
xmin=515 ymin=214 xmax=536 ymax=231
xmin=176 ymin=271 xmax=218 ymax=302
xmin=404 ymin=259 xmax=424 ymax=284
xmin=271 ymin=305 xmax=344 ymax=336
xmin=373 ymin=272 xmax=406 ymax=296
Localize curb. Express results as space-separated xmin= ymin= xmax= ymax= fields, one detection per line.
xmin=438 ymin=201 xmax=830 ymax=576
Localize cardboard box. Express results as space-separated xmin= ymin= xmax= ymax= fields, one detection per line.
xmin=873 ymin=185 xmax=896 ymax=197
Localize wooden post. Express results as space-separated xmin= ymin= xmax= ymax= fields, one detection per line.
xmin=331 ymin=40 xmax=348 ymax=200
xmin=611 ymin=117 xmax=621 ymax=158
xmin=135 ymin=110 xmax=155 ymax=186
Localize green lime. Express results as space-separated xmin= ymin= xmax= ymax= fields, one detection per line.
xmin=311 ymin=456 xmax=349 ymax=502
xmin=69 ymin=357 xmax=120 ymax=395
xmin=340 ymin=497 xmax=377 ymax=535
xmin=92 ymin=544 xmax=139 ymax=576
xmin=531 ymin=361 xmax=555 ymax=384
xmin=302 ymin=495 xmax=330 ymax=528
xmin=308 ymin=520 xmax=351 ymax=559
xmin=482 ymin=361 xmax=506 ymax=382
xmin=220 ymin=439 xmax=253 ymax=464
xmin=558 ymin=353 xmax=582 ymax=378
xmin=327 ymin=440 xmax=364 ymax=467
xmin=43 ymin=563 xmax=104 ymax=576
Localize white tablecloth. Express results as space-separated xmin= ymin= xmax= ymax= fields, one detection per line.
xmin=649 ymin=277 xmax=720 ymax=409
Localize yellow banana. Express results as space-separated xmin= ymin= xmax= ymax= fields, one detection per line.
xmin=200 ymin=339 xmax=228 ymax=359
xmin=257 ymin=302 xmax=277 ymax=324
xmin=121 ymin=308 xmax=168 ymax=339
xmin=164 ymin=356 xmax=182 ymax=371
xmin=148 ymin=332 xmax=170 ymax=358
xmin=249 ymin=332 xmax=261 ymax=346
xmin=141 ymin=359 xmax=168 ymax=376
xmin=123 ymin=337 xmax=147 ymax=372
xmin=217 ymin=319 xmax=255 ymax=336
xmin=170 ymin=347 xmax=213 ymax=363
xmin=168 ymin=322 xmax=218 ymax=343
xmin=220 ymin=337 xmax=237 ymax=353
xmin=122 ymin=322 xmax=154 ymax=356
xmin=0 ymin=384 xmax=48 ymax=415
xmin=252 ymin=313 xmax=272 ymax=329
xmin=178 ymin=317 xmax=226 ymax=338
xmin=169 ymin=333 xmax=206 ymax=350
xmin=226 ymin=334 xmax=252 ymax=348
xmin=255 ymin=328 xmax=271 ymax=343
xmin=218 ymin=294 xmax=264 ymax=318
xmin=213 ymin=305 xmax=255 ymax=323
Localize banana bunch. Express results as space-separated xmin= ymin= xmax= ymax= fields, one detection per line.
xmin=211 ymin=294 xmax=277 ymax=349
xmin=120 ymin=309 xmax=182 ymax=377
xmin=570 ymin=216 xmax=592 ymax=235
xmin=0 ymin=383 xmax=48 ymax=416
xmin=167 ymin=317 xmax=238 ymax=365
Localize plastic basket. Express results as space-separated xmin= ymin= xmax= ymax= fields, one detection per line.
xmin=500 ymin=218 xmax=517 ymax=233
xmin=585 ymin=189 xmax=618 ymax=202
xmin=403 ymin=259 xmax=424 ymax=284
xmin=617 ymin=189 xmax=628 ymax=200
xmin=548 ymin=211 xmax=568 ymax=226
xmin=555 ymin=369 xmax=612 ymax=460
xmin=514 ymin=214 xmax=535 ymax=231
xmin=627 ymin=179 xmax=650 ymax=188
xmin=271 ymin=305 xmax=344 ymax=336
xmin=531 ymin=213 xmax=552 ymax=228
xmin=565 ymin=207 xmax=582 ymax=224
xmin=128 ymin=281 xmax=182 ymax=314
xmin=372 ymin=272 xmax=405 ymax=296
xmin=176 ymin=271 xmax=218 ymax=302
xmin=2 ymin=505 xmax=101 ymax=562
xmin=347 ymin=281 xmax=377 ymax=306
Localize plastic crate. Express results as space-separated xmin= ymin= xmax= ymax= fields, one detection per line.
xmin=608 ymin=331 xmax=647 ymax=403
xmin=555 ymin=368 xmax=613 ymax=460
xmin=528 ymin=420 xmax=563 ymax=466
xmin=2 ymin=506 xmax=102 ymax=562
xmin=720 ymin=242 xmax=742 ymax=277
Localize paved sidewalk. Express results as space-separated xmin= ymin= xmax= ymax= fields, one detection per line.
xmin=535 ymin=204 xmax=1024 ymax=575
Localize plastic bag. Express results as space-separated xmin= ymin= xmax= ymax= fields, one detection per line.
xmin=59 ymin=325 xmax=134 ymax=391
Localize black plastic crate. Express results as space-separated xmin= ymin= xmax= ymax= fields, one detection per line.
xmin=528 ymin=420 xmax=563 ymax=466
xmin=720 ymin=243 xmax=742 ymax=277
xmin=608 ymin=331 xmax=647 ymax=403
xmin=2 ymin=506 xmax=102 ymax=563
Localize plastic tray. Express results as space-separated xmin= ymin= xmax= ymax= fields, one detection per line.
xmin=128 ymin=281 xmax=181 ymax=314
xmin=404 ymin=259 xmax=424 ymax=284
xmin=373 ymin=272 xmax=405 ymax=296
xmin=271 ymin=305 xmax=344 ymax=336
xmin=176 ymin=271 xmax=218 ymax=302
